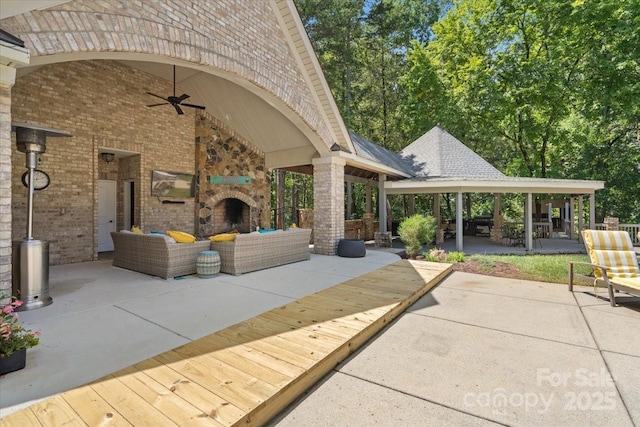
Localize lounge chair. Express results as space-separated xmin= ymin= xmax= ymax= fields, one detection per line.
xmin=569 ymin=230 xmax=640 ymax=306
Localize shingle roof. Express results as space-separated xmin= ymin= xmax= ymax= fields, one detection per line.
xmin=350 ymin=132 xmax=415 ymax=176
xmin=399 ymin=126 xmax=505 ymax=179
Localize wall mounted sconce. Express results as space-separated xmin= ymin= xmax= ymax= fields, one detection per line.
xmin=100 ymin=152 xmax=115 ymax=163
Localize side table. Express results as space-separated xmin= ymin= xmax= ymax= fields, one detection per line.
xmin=196 ymin=250 xmax=221 ymax=278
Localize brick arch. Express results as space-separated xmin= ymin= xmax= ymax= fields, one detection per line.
xmin=0 ymin=0 xmax=333 ymax=151
xmin=208 ymin=191 xmax=257 ymax=209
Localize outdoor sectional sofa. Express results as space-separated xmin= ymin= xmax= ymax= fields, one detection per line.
xmin=210 ymin=228 xmax=312 ymax=275
xmin=111 ymin=232 xmax=211 ymax=279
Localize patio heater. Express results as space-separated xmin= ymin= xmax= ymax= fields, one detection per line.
xmin=11 ymin=123 xmax=71 ymax=311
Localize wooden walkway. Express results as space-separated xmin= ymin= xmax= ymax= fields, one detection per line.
xmin=1 ymin=260 xmax=451 ymax=427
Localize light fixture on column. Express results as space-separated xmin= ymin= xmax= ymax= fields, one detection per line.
xmin=101 ymin=152 xmax=115 ymax=163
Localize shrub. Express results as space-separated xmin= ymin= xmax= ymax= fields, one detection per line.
xmin=398 ymin=214 xmax=437 ymax=258
xmin=446 ymin=251 xmax=466 ymax=263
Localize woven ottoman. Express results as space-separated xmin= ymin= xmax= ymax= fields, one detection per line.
xmin=337 ymin=239 xmax=366 ymax=258
xmin=196 ymin=250 xmax=221 ymax=278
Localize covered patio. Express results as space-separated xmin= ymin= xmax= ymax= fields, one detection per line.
xmin=384 ymin=127 xmax=605 ymax=252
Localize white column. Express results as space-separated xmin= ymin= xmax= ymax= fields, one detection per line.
xmin=378 ymin=174 xmax=387 ymax=232
xmin=525 ymin=193 xmax=533 ymax=251
xmin=578 ymin=195 xmax=584 ymax=243
xmin=589 ymin=194 xmax=596 ymax=230
xmin=433 ymin=193 xmax=440 ymax=224
xmin=456 ymin=192 xmax=463 ymax=251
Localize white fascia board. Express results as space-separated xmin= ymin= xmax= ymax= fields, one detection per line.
xmin=334 ymin=151 xmax=412 ymax=179
xmin=0 ymin=41 xmax=30 ymax=67
xmin=385 ymin=178 xmax=605 ymax=195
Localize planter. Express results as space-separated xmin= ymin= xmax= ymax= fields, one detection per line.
xmin=0 ymin=349 xmax=27 ymax=375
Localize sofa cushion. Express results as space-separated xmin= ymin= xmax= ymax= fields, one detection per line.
xmin=167 ymin=230 xmax=196 ymax=243
xmin=131 ymin=226 xmax=143 ymax=234
xmin=210 ymin=233 xmax=237 ymax=242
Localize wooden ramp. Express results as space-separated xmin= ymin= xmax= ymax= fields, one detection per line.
xmin=1 ymin=260 xmax=451 ymax=426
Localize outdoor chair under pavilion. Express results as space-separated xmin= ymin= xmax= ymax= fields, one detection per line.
xmin=569 ymin=230 xmax=640 ymax=306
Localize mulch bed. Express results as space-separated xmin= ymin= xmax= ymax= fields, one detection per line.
xmin=451 ymin=260 xmax=523 ymax=279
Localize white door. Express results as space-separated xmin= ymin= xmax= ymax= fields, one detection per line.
xmin=98 ymin=180 xmax=117 ymax=252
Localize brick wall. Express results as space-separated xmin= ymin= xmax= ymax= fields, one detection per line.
xmin=11 ymin=60 xmax=196 ymax=264
xmin=0 ymin=0 xmax=334 ymax=151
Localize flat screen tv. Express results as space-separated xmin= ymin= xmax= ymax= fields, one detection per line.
xmin=151 ymin=170 xmax=195 ymax=198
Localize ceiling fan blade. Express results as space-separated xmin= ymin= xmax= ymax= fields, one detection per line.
xmin=146 ymin=92 xmax=169 ymax=101
xmin=177 ymin=93 xmax=190 ymax=103
xmin=181 ymin=103 xmax=206 ymax=110
xmin=146 ymin=102 xmax=170 ymax=107
xmin=174 ymin=104 xmax=184 ymax=115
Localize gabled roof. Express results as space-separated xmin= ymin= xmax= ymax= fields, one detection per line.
xmin=350 ymin=132 xmax=415 ymax=177
xmin=399 ymin=126 xmax=505 ymax=179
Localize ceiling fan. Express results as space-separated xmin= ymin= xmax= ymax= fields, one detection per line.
xmin=146 ymin=65 xmax=205 ymax=115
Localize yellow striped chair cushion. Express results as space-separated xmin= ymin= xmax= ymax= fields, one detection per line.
xmin=609 ymin=276 xmax=640 ymax=291
xmin=583 ymin=230 xmax=634 ymax=251
xmin=582 ymin=230 xmax=639 ymax=279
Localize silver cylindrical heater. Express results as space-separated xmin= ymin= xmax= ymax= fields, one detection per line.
xmin=12 ymin=240 xmax=51 ymax=310
xmin=11 ymin=123 xmax=70 ymax=311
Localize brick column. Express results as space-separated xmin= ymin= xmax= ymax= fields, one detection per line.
xmin=604 ymin=217 xmax=619 ymax=231
xmin=0 ymin=67 xmax=15 ymax=295
xmin=312 ymin=156 xmax=345 ymax=255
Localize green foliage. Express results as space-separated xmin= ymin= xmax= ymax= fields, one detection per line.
xmin=294 ymin=0 xmax=639 ymax=223
xmin=446 ymin=251 xmax=465 ymax=263
xmin=402 ymin=0 xmax=639 ymax=220
xmin=398 ymin=214 xmax=437 ymax=257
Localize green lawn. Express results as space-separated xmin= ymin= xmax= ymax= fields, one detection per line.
xmin=465 ymin=254 xmax=592 ymax=284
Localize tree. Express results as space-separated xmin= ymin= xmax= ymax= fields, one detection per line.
xmin=402 ymin=0 xmax=639 ymax=220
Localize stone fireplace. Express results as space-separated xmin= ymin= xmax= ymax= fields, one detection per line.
xmin=196 ymin=112 xmax=271 ymax=237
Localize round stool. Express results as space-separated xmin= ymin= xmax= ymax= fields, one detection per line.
xmin=337 ymin=239 xmax=366 ymax=258
xmin=196 ymin=250 xmax=220 ymax=278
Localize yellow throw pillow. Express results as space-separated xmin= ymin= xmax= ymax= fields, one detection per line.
xmin=131 ymin=225 xmax=143 ymax=234
xmin=209 ymin=233 xmax=237 ymax=242
xmin=166 ymin=230 xmax=196 ymax=243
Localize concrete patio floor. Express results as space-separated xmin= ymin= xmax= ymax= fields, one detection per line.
xmin=271 ymin=271 xmax=640 ymax=426
xmin=2 ymin=248 xmax=639 ymax=426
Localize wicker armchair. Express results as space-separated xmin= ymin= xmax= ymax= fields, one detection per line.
xmin=111 ymin=232 xmax=211 ymax=279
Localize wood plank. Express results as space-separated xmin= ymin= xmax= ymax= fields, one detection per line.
xmin=61 ymin=386 xmax=133 ymax=427
xmin=152 ymin=350 xmax=276 ymax=413
xmin=191 ymin=333 xmax=307 ymax=378
xmin=0 ymin=407 xmax=45 ymax=427
xmin=89 ymin=374 xmax=179 ymax=427
xmin=113 ymin=365 xmax=223 ymax=426
xmin=29 ymin=395 xmax=86 ymax=427
xmin=215 ymin=327 xmax=320 ymax=367
xmin=133 ymin=358 xmax=247 ymax=427
xmin=260 ymin=310 xmax=356 ymax=341
xmin=171 ymin=338 xmax=294 ymax=388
